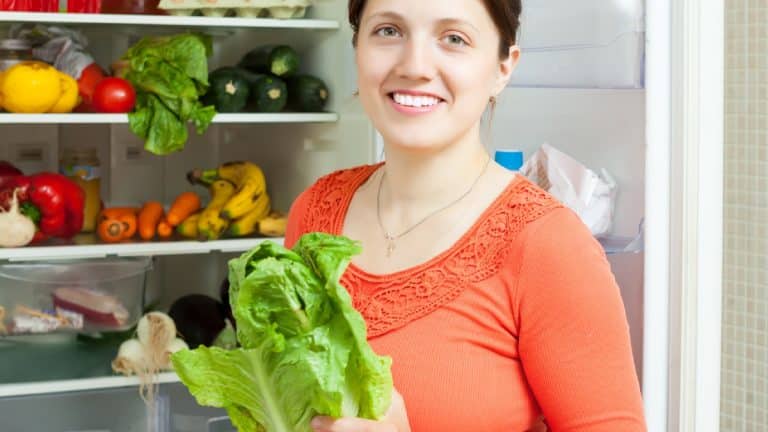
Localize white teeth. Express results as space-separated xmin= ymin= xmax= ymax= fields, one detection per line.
xmin=392 ymin=93 xmax=440 ymax=107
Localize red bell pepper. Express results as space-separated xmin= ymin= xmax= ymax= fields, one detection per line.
xmin=0 ymin=173 xmax=85 ymax=239
xmin=0 ymin=161 xmax=23 ymax=191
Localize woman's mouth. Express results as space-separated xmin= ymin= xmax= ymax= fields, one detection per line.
xmin=387 ymin=91 xmax=445 ymax=114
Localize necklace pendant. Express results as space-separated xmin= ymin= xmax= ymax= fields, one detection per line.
xmin=385 ymin=235 xmax=396 ymax=257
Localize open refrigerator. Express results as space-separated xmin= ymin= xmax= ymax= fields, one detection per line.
xmin=0 ymin=0 xmax=668 ymax=431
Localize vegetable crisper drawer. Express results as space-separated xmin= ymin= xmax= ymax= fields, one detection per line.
xmin=511 ymin=0 xmax=645 ymax=89
xmin=0 ymin=257 xmax=151 ymax=336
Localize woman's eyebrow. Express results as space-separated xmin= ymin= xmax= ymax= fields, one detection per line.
xmin=436 ymin=17 xmax=480 ymax=33
xmin=362 ymin=12 xmax=479 ymax=33
xmin=362 ymin=11 xmax=403 ymax=26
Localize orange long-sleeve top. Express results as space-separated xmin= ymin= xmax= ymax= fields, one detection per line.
xmin=284 ymin=164 xmax=647 ymax=432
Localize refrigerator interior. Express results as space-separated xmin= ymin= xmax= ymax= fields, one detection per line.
xmin=489 ymin=86 xmax=646 ymax=382
xmin=0 ymin=0 xmax=648 ymax=430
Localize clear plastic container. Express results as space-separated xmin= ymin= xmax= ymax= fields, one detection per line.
xmin=510 ymin=0 xmax=645 ymax=89
xmin=0 ymin=257 xmax=151 ymax=336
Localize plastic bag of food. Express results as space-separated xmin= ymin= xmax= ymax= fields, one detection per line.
xmin=9 ymin=24 xmax=106 ymax=105
xmin=521 ymin=143 xmax=618 ymax=237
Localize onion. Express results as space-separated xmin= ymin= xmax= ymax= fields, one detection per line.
xmin=0 ymin=189 xmax=36 ymax=248
xmin=111 ymin=338 xmax=148 ymax=376
xmin=161 ymin=337 xmax=189 ymax=370
xmin=112 ymin=312 xmax=183 ymax=432
xmin=115 ymin=311 xmax=177 ymax=415
xmin=136 ymin=311 xmax=176 ymax=366
xmin=112 ymin=337 xmax=160 ymax=410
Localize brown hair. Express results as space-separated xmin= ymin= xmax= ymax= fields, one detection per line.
xmin=348 ymin=0 xmax=522 ymax=59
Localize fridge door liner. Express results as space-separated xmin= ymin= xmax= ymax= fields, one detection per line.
xmin=511 ymin=0 xmax=645 ymax=89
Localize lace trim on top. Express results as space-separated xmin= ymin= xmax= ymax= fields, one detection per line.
xmin=302 ymin=164 xmax=562 ymax=338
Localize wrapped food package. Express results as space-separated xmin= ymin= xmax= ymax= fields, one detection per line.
xmin=52 ymin=287 xmax=129 ymax=327
xmin=10 ymin=305 xmax=83 ymax=334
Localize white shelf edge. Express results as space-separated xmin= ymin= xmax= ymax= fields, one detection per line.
xmin=0 ymin=372 xmax=181 ymax=398
xmin=0 ymin=237 xmax=284 ymax=261
xmin=210 ymin=113 xmax=338 ymax=123
xmin=0 ymin=11 xmax=339 ymax=29
xmin=0 ymin=113 xmax=338 ymax=124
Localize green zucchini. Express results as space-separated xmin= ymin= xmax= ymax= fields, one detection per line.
xmin=287 ymin=74 xmax=330 ymax=112
xmin=203 ymin=67 xmax=251 ymax=113
xmin=238 ymin=45 xmax=300 ymax=77
xmin=234 ymin=67 xmax=263 ymax=86
xmin=250 ymin=74 xmax=288 ymax=113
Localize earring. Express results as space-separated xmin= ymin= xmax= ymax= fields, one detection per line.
xmin=353 ymin=89 xmax=359 ymax=96
xmin=489 ymin=95 xmax=497 ymax=108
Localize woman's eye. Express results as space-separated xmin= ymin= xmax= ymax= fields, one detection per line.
xmin=375 ymin=26 xmax=401 ymax=38
xmin=444 ymin=34 xmax=468 ymax=46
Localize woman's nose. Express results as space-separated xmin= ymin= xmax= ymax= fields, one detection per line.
xmin=394 ymin=37 xmax=436 ymax=81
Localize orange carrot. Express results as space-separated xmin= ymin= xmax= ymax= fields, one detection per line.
xmin=138 ymin=201 xmax=164 ymax=240
xmin=166 ymin=192 xmax=201 ymax=226
xmin=97 ymin=218 xmax=124 ymax=243
xmin=119 ymin=212 xmax=137 ymax=239
xmin=99 ymin=207 xmax=139 ymax=221
xmin=157 ymin=218 xmax=173 ymax=238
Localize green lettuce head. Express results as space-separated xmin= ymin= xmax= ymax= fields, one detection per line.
xmin=171 ymin=233 xmax=393 ymax=432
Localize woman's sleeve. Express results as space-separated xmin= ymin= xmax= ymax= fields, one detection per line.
xmin=514 ymin=207 xmax=647 ymax=431
xmin=284 ymin=187 xmax=313 ymax=248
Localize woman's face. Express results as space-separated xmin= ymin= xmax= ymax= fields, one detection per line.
xmin=355 ymin=0 xmax=519 ymax=153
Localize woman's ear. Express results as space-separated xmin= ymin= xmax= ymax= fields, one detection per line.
xmin=493 ymin=45 xmax=521 ymax=95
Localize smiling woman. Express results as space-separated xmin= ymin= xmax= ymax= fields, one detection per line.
xmin=351 ymin=0 xmax=518 ymax=154
xmin=286 ymin=1 xmax=648 ymax=431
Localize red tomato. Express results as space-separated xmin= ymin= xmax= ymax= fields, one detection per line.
xmin=92 ymin=77 xmax=136 ymax=113
xmin=77 ymin=62 xmax=106 ymax=105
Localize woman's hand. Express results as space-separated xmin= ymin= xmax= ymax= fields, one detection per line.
xmin=311 ymin=389 xmax=411 ymax=432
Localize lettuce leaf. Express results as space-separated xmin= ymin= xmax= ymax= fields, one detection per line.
xmin=123 ymin=33 xmax=216 ymax=156
xmin=171 ymin=233 xmax=393 ymax=432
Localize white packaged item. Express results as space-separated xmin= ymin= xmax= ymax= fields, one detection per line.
xmin=520 ymin=143 xmax=617 ymax=237
xmin=511 ymin=0 xmax=645 ymax=89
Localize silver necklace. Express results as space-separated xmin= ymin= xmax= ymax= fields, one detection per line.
xmin=376 ymin=154 xmax=491 ymax=257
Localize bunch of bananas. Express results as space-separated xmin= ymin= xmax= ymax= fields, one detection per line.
xmin=182 ymin=161 xmax=287 ymax=240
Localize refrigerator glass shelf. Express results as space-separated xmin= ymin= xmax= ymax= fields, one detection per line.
xmin=0 ymin=11 xmax=339 ymax=31
xmin=0 ymin=113 xmax=338 ymax=124
xmin=0 ymin=331 xmax=180 ymax=397
xmin=0 ymin=236 xmax=285 ymax=262
xmin=600 ymin=235 xmax=643 ymax=255
xmin=0 ymin=233 xmax=637 ymax=262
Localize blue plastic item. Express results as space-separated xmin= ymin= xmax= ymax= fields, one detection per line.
xmin=494 ymin=149 xmax=524 ymax=171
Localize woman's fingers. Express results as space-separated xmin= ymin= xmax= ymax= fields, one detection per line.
xmin=310 ymin=388 xmax=409 ymax=432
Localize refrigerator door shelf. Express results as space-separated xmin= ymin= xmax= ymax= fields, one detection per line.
xmin=512 ymin=0 xmax=645 ymax=89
